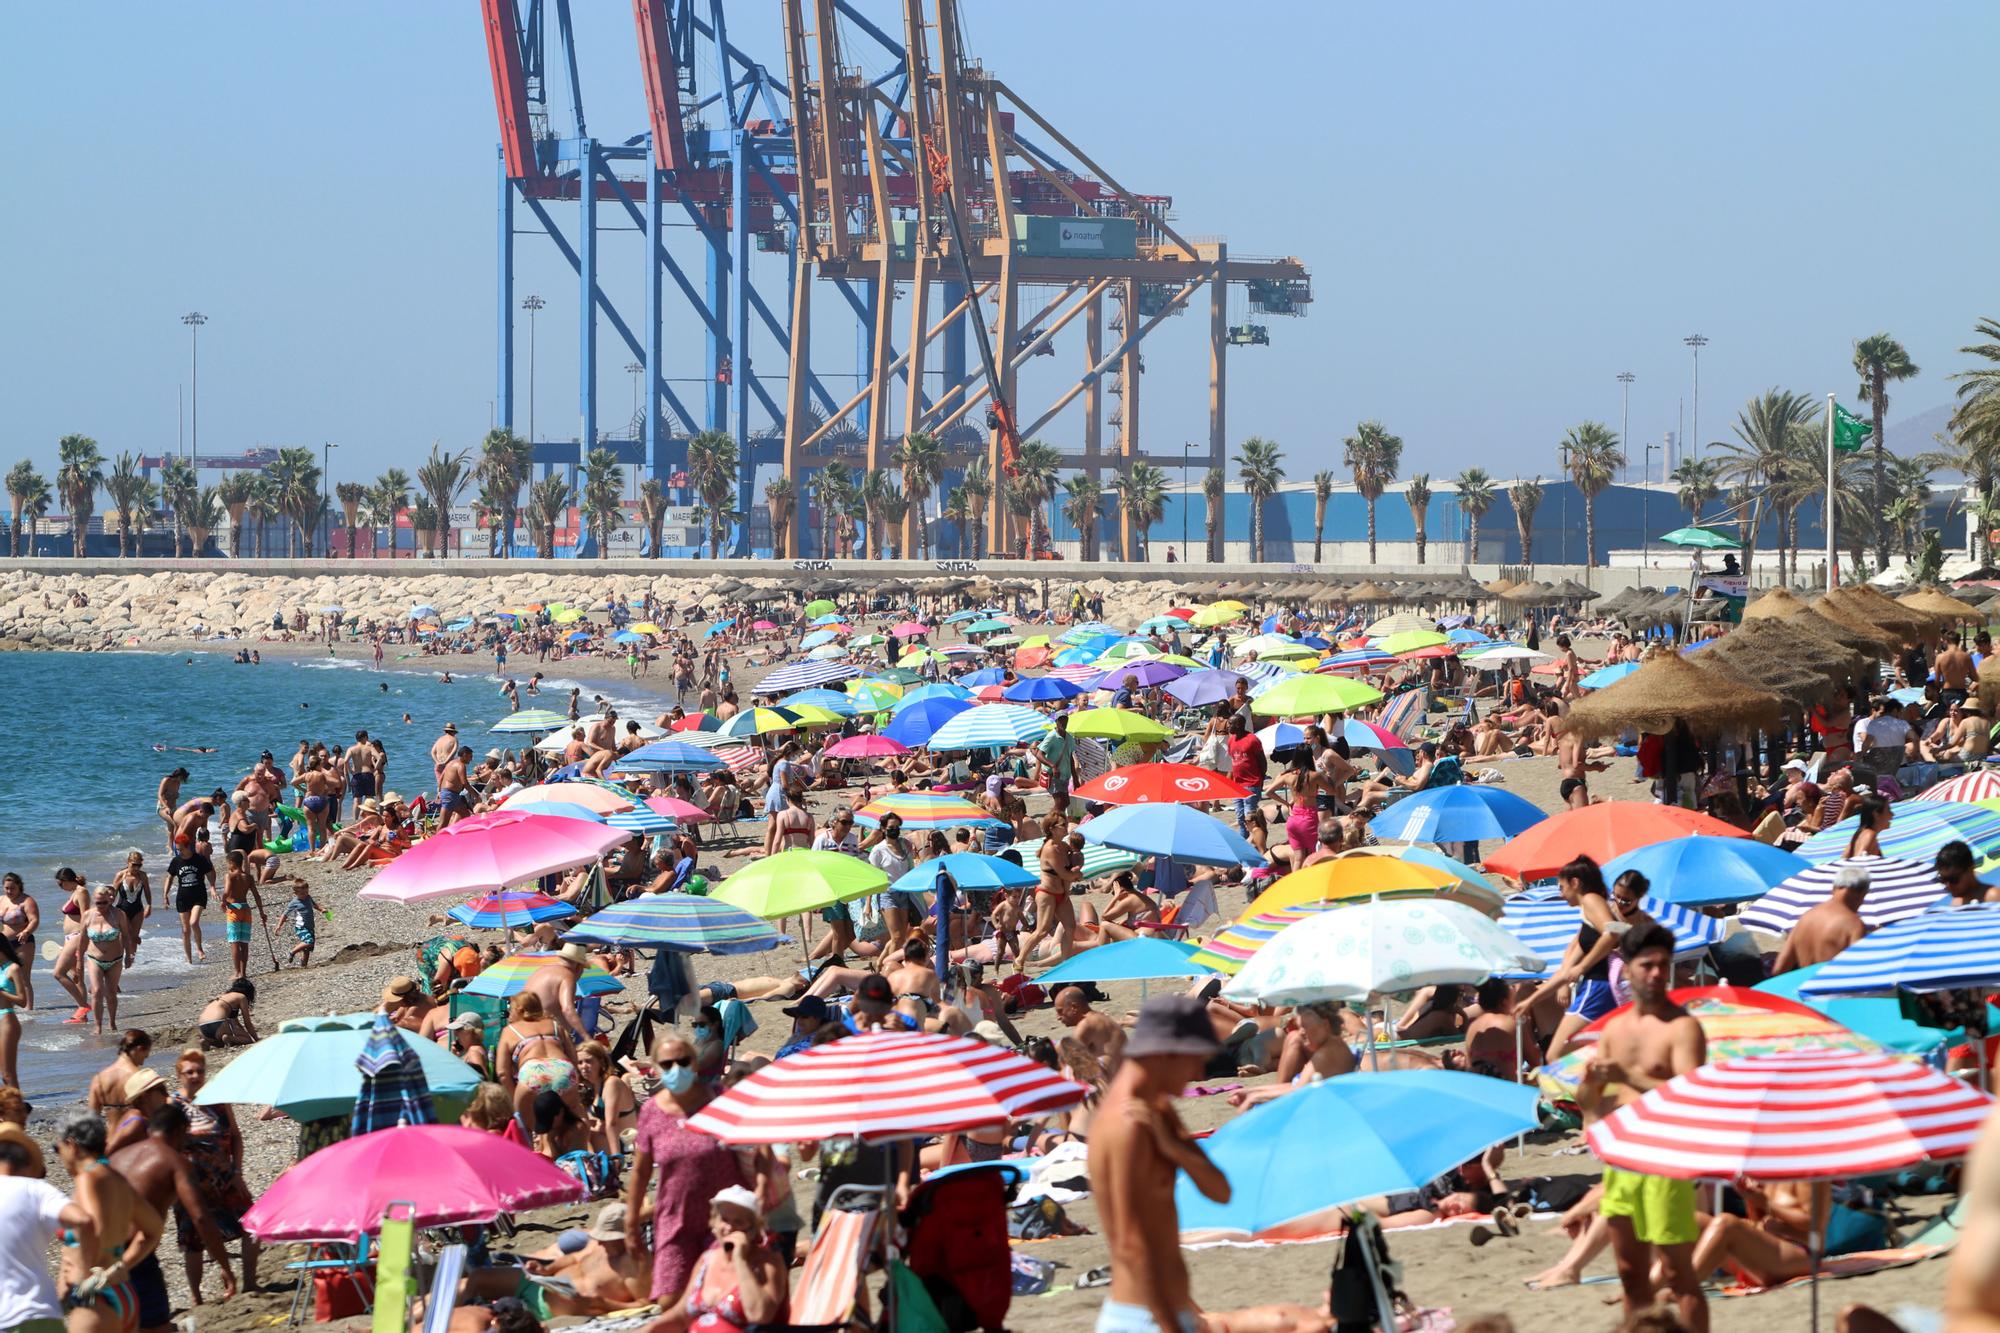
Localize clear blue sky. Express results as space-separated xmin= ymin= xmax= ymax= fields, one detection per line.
xmin=6 ymin=2 xmax=1994 ymax=491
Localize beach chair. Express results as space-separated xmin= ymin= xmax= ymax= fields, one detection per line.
xmin=283 ymin=1233 xmax=374 ymax=1327
xmin=450 ymin=991 xmax=509 ymax=1067
xmin=419 ymin=1243 xmax=468 ymax=1333
xmin=785 ymin=1185 xmax=886 ymax=1329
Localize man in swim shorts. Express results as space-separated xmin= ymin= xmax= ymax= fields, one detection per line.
xmin=345 ymin=730 xmax=381 ymax=804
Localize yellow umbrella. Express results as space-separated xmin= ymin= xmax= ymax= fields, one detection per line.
xmin=550 ymin=608 xmax=584 ymax=624
xmin=1019 ymin=634 xmax=1052 ymax=649
xmin=899 ymin=648 xmax=947 ymax=666
xmin=1212 ymin=599 xmax=1249 ymax=611
xmin=1191 ymin=606 xmax=1243 ymax=628
xmin=630 ymin=621 xmax=660 ymax=634
xmin=1241 ymin=858 xmax=1485 ymax=917
xmin=1065 ymin=708 xmax=1174 ymax=742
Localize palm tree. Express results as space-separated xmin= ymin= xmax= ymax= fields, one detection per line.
xmin=810 ymin=462 xmax=852 ymax=558
xmin=1886 ymin=455 xmax=1935 ymax=563
xmin=1202 ymin=468 xmax=1226 ymax=562
xmin=685 ymin=431 xmax=739 ymax=558
xmin=1342 ymin=421 xmax=1403 ymax=565
xmin=6 ymin=461 xmax=40 ymax=558
xmin=1670 ymin=457 xmax=1721 ymax=524
xmin=1853 ymin=334 xmax=1920 ymax=567
xmin=55 ymin=434 xmax=104 ymax=558
xmin=409 ymin=498 xmax=437 ymax=559
xmin=1404 ymin=473 xmax=1433 ymax=565
xmin=1116 ymin=462 xmax=1168 ymax=561
xmin=367 ymin=469 xmax=410 ymax=559
xmin=876 ymin=489 xmax=910 ymax=558
xmin=1011 ymin=441 xmax=1062 ymax=559
xmin=1234 ymin=436 xmax=1285 ymax=563
xmin=477 ymin=429 xmax=532 ymax=557
xmin=1947 ymin=318 xmax=2000 ymax=562
xmin=185 ymin=486 xmax=223 ymax=558
xmin=264 ymin=447 xmax=322 ymax=558
xmin=580 ymin=448 xmax=623 ymax=558
xmin=17 ymin=473 xmax=51 ymax=555
xmin=958 ymin=460 xmax=991 ymax=559
xmin=860 ymin=468 xmax=897 ymax=560
xmin=244 ymin=475 xmax=279 ymax=558
xmin=160 ymin=458 xmax=199 ymax=559
xmin=335 ymin=481 xmax=367 ymax=557
xmin=1060 ymin=474 xmax=1105 ymax=560
xmin=1454 ymin=468 xmax=1495 ymax=564
xmin=941 ymin=487 xmax=971 ymax=558
xmin=760 ymin=475 xmax=793 ymax=557
xmin=896 ymin=432 xmax=945 ymax=558
xmin=1510 ymin=477 xmax=1544 ymax=566
xmin=1713 ymin=390 xmax=1815 ymax=582
xmin=1003 ymin=476 xmax=1039 ymax=559
xmin=216 ymin=471 xmax=254 ymax=558
xmin=639 ymin=477 xmax=671 ymax=557
xmin=1560 ymin=422 xmax=1625 ymax=569
xmin=525 ymin=474 xmax=572 ymax=559
xmin=103 ymin=453 xmax=154 ymax=559
xmin=1310 ymin=470 xmax=1335 ymax=563
xmin=415 ymin=444 xmax=470 ymax=559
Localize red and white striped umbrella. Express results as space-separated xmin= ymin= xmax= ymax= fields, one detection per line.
xmin=686 ymin=1030 xmax=1087 ymax=1144
xmin=1588 ymin=1050 xmax=1993 ymax=1181
xmin=1917 ymin=770 xmax=2000 ymax=805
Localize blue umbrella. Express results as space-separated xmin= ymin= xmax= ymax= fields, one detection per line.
xmin=612 ymin=629 xmax=643 ymax=644
xmin=1051 ymin=645 xmax=1105 ymax=667
xmin=1497 ymin=884 xmax=1724 ymax=977
xmin=1580 ymin=661 xmax=1641 ymax=689
xmin=561 ymin=892 xmax=787 ymax=954
xmin=195 ymin=1013 xmax=483 ymax=1123
xmin=444 ymin=617 xmax=474 ymax=632
xmin=757 ymin=659 xmax=860 ymax=693
xmin=1004 ymin=676 xmax=1086 ymax=703
xmin=1174 ymin=1072 xmax=1540 ymax=1239
xmin=1756 ymin=964 xmax=1961 ymax=1056
xmin=1138 ymin=616 xmax=1182 ymax=634
xmin=351 ymin=1012 xmax=439 ymax=1136
xmin=606 ymin=804 xmax=679 ymax=835
xmin=1446 ymin=629 xmax=1491 ymax=645
xmin=1034 ymin=938 xmax=1215 ymax=986
xmin=926 ymin=703 xmax=1050 ymax=751
xmin=894 ymin=682 xmax=974 ymax=710
xmin=812 ymin=613 xmax=847 ymax=626
xmin=943 ymin=609 xmax=983 ymax=624
xmin=881 ymin=696 xmax=974 ymax=747
xmin=1164 ymin=668 xmax=1247 ymax=708
xmin=1601 ymin=836 xmax=1809 ymax=907
xmin=1080 ymin=803 xmax=1266 ymax=868
xmin=1795 ymin=800 xmax=2000 ymax=867
xmin=566 ymin=630 xmax=591 ymax=643
xmin=1800 ymin=902 xmax=2000 ymax=997
xmin=960 ymin=667 xmax=1007 ymax=686
xmin=1061 ymin=622 xmax=1123 ymax=643
xmin=800 ymin=629 xmax=839 ymax=649
xmin=610 ymin=740 xmax=728 ymax=774
xmin=1367 ymin=786 xmax=1547 ymax=845
xmin=891 ymin=853 xmax=1040 ymax=895
xmin=702 ymin=619 xmax=735 ymax=639
xmin=1887 ymin=686 xmax=1926 ymax=706
xmin=780 ymin=688 xmax=861 ymax=717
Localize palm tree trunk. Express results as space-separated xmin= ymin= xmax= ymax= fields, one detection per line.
xmin=8 ymin=509 xmax=19 ymax=558
xmin=1415 ymin=521 xmax=1427 ymax=565
xmin=1469 ymin=516 xmax=1481 ymax=564
xmin=1871 ymin=371 xmax=1888 ymax=568
xmin=1583 ymin=497 xmax=1596 ymax=570
xmin=1313 ymin=501 xmax=1326 ymax=563
xmin=1365 ymin=499 xmax=1378 ymax=564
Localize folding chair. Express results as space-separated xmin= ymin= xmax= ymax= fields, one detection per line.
xmin=786 ymin=1185 xmax=886 ymax=1330
xmin=283 ymin=1233 xmax=374 ymax=1327
xmin=420 ymin=1244 xmax=468 ymax=1333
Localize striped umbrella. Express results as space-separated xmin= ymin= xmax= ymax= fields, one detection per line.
xmin=1047 ymin=663 xmax=1109 ymax=684
xmin=607 ymin=802 xmax=679 ymax=835
xmin=1587 ymin=1050 xmax=1992 ymax=1180
xmin=607 ymin=740 xmax=728 ymax=774
xmin=461 ymin=951 xmax=625 ymax=998
xmin=925 ymin=703 xmax=1050 ymax=750
xmin=895 ymin=682 xmax=974 ymax=709
xmin=1190 ymin=903 xmax=1338 ymax=974
xmin=757 ymin=659 xmax=861 ymax=693
xmin=1917 ymin=771 xmax=2000 ymax=805
xmin=1497 ymin=884 xmax=1724 ymax=977
xmin=854 ymin=792 xmax=1003 ymax=830
xmin=561 ymin=892 xmax=786 ymax=954
xmin=446 ymin=890 xmax=577 ymax=930
xmin=490 ymin=709 xmax=571 ymax=734
xmin=712 ymin=744 xmax=764 ymax=775
xmin=686 ymin=1030 xmax=1088 ymax=1144
xmin=1738 ymin=856 xmax=1950 ymax=935
xmin=1799 ymin=902 xmax=2000 ymax=997
xmin=719 ymin=705 xmax=844 ymax=738
xmin=1794 ymin=800 xmax=2000 ymax=867
xmin=350 ymin=1012 xmax=438 ymax=1135
xmin=1014 ymin=836 xmax=1142 ymax=880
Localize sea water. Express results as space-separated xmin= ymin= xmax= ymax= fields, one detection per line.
xmin=0 ymin=648 xmax=669 ymax=1099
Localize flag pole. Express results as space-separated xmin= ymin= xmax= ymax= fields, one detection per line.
xmin=1825 ymin=393 xmax=1837 ymax=589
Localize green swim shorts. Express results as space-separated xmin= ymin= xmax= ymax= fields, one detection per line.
xmin=1599 ymin=1166 xmax=1697 ymax=1246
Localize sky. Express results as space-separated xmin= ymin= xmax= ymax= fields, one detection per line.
xmin=6 ymin=2 xmax=1996 ymax=493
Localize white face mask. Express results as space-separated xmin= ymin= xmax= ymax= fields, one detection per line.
xmin=660 ymin=1063 xmax=696 ymax=1094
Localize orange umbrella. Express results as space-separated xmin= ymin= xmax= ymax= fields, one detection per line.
xmin=1481 ymin=805 xmax=1747 ymax=881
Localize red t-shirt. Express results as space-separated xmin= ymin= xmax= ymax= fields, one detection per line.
xmin=1228 ymin=734 xmax=1267 ymax=786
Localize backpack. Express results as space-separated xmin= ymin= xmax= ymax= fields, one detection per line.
xmin=904 ymin=1169 xmax=1016 ymax=1331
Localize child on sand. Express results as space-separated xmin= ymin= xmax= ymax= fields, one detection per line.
xmin=278 ymin=879 xmax=324 ymax=967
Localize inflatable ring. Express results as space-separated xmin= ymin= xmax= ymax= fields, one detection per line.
xmin=262 ymin=839 xmax=289 ymax=854
xmin=276 ymin=803 xmax=306 ymax=823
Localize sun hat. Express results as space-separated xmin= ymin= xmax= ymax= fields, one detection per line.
xmin=124 ymin=1069 xmax=169 ymax=1101
xmin=587 ymin=1202 xmax=628 ymax=1241
xmin=381 ymin=975 xmax=419 ymax=1004
xmin=558 ymin=942 xmax=592 ymax=966
xmin=710 ymin=1185 xmax=763 ymax=1220
xmin=1124 ymin=995 xmax=1222 ymax=1060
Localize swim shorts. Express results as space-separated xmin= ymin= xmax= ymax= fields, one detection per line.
xmin=1095 ymin=1300 xmax=1201 ymax=1333
xmin=225 ymin=918 xmax=252 ymax=946
xmin=1566 ymin=977 xmax=1618 ymax=1020
xmin=130 ymin=1251 xmax=172 ymax=1329
xmin=176 ymin=885 xmax=208 ymax=914
xmin=1599 ymin=1166 xmax=1697 ymax=1246
xmin=349 ymin=771 xmax=377 ymax=798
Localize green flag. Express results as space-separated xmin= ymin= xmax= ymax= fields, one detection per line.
xmin=1833 ymin=403 xmax=1873 ymax=453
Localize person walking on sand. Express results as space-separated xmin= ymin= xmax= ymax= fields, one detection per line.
xmin=217 ymin=852 xmax=268 ymax=978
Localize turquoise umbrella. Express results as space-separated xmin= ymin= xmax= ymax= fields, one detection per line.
xmin=1756 ymin=964 xmax=1961 ymax=1056
xmin=195 ymin=1013 xmax=483 ymax=1123
xmin=561 ymin=892 xmax=786 ymax=954
xmin=1659 ymin=526 xmax=1740 ymax=550
xmin=1034 ymin=938 xmax=1214 ymax=986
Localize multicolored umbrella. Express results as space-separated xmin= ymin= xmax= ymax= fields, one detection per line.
xmin=778 ymin=688 xmax=862 ymax=717
xmin=844 ymin=679 xmax=905 ymax=712
xmin=854 ymin=791 xmax=1002 ymax=830
xmin=359 ymin=811 xmax=632 ymax=903
xmin=687 ymin=1030 xmax=1087 ymax=1144
xmin=1340 ymin=844 xmax=1505 ymax=898
xmin=719 ymin=704 xmax=844 ymax=737
xmin=503 ymin=783 xmax=636 ymax=814
xmin=446 ymin=890 xmax=577 ymax=930
xmin=1221 ymin=899 xmax=1543 ymax=1005
xmin=1014 ymin=836 xmax=1141 ymax=880
xmin=711 ymin=849 xmax=888 ymax=919
xmin=351 ymin=1012 xmax=438 ymax=1136
xmin=460 ymin=951 xmax=625 ymax=999
xmin=561 ymin=892 xmax=786 ymax=954
xmin=1187 ymin=902 xmax=1337 ymax=975
xmin=489 ymin=709 xmax=571 ymax=734
xmin=1071 ymin=763 xmax=1249 ymax=806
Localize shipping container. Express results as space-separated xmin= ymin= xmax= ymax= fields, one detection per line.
xmin=1009 ymin=214 xmax=1137 ymax=259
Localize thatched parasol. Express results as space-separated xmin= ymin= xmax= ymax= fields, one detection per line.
xmin=1955 ymin=584 xmax=1998 ymax=606
xmin=1502 ymin=580 xmax=1555 ymax=603
xmin=1566 ymin=650 xmax=1787 ymax=742
xmin=1821 ymin=586 xmax=1940 ymax=641
xmin=1899 ymin=586 xmax=1986 ymax=624
xmin=1550 ymin=578 xmax=1599 ymax=602
xmin=1483 ymin=578 xmax=1517 ymax=595
xmin=1347 ymin=580 xmax=1394 ymax=603
xmin=1698 ymin=619 xmax=1872 ymax=708
xmin=1742 ymin=587 xmax=1812 ymax=621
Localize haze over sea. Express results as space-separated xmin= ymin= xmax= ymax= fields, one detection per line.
xmin=0 ymin=648 xmax=667 ymax=1099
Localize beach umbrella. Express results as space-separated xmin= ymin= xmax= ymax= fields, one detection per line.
xmin=552 ymin=609 xmax=584 ymax=625
xmin=196 ymin=1012 xmax=483 ymax=1124
xmin=1175 ymin=1072 xmax=1541 ymax=1242
xmin=890 ymin=620 xmax=931 ymax=637
xmin=1498 ymin=882 xmax=1725 ymax=976
xmin=845 ymin=679 xmax=905 ymax=712
xmin=1756 ymin=965 xmax=1965 ymax=1056
xmin=1190 ymin=605 xmax=1243 ymax=628
xmin=406 ymin=604 xmax=438 ymax=620
xmin=1071 ymin=763 xmax=1249 ymax=806
xmin=561 ymin=892 xmax=786 ymax=954
xmin=359 ymin=811 xmax=632 ymax=903
xmin=959 ymin=666 xmax=1007 ymax=686
xmin=1189 ymin=903 xmax=1340 ymax=975
xmin=1137 ymin=615 xmax=1183 ymax=634
xmin=1222 ymin=899 xmax=1542 ymax=1006
xmin=1087 ymin=659 xmax=1186 ymax=689
xmin=687 ymin=1030 xmax=1087 ymax=1145
xmin=630 ymin=621 xmax=661 ymax=635
xmin=895 ymin=681 xmax=974 ymax=708
xmin=964 ymin=617 xmax=1012 ymax=635
xmin=1793 ymin=800 xmax=2000 ymax=867
xmin=1361 ymin=613 xmax=1432 ymax=638
xmin=804 ymin=598 xmax=837 ymax=618
xmin=461 ymin=950 xmax=624 ymax=999
xmin=1446 ymin=628 xmax=1491 ymax=645
xmin=1482 ymin=803 xmax=1747 ymax=881
xmin=872 ymin=666 xmax=926 ymax=685
xmin=702 ymin=619 xmax=735 ymax=639
xmin=1601 ymin=836 xmax=1811 ymax=907
xmin=1367 ymin=785 xmax=1548 ymax=846
xmin=809 ymin=613 xmax=846 ymax=627
xmin=799 ymin=629 xmax=839 ymax=650
xmin=1319 ymin=648 xmax=1397 ymax=674
xmin=942 ymin=609 xmax=982 ymax=624
xmin=565 ymin=630 xmax=593 ymax=645
xmin=880 ymin=696 xmax=973 ymax=747
xmin=890 ymin=853 xmax=1039 ymax=896
xmin=854 ymin=792 xmax=1001 ymax=830
xmin=242 ymin=1124 xmax=583 ymax=1242
xmin=445 ymin=890 xmax=577 ymax=930
xmin=349 ymin=1012 xmax=439 ymax=1136
xmin=1034 ymin=938 xmax=1215 ymax=987
xmin=711 ymin=849 xmax=888 ymax=919
xmin=779 ymin=688 xmax=861 ymax=717
xmin=1335 ymin=718 xmax=1408 ymax=752
xmin=1079 ymin=803 xmax=1266 ymax=868
xmin=1250 ymin=720 xmax=1309 ymax=757
xmin=611 ymin=629 xmax=644 ymax=644
xmin=1002 ymin=675 xmax=1087 ymax=703
xmin=757 ymin=659 xmax=860 ymax=693
xmin=1248 ymin=673 xmax=1384 ymax=716
xmin=1065 ymin=708 xmax=1174 ymax=743
xmin=504 ymin=782 xmax=637 ymax=814
xmin=1243 ymin=856 xmax=1501 ymax=917
xmin=719 ymin=705 xmax=832 ymax=738
xmin=1798 ymin=902 xmax=2000 ymax=997
xmin=1013 ymin=836 xmax=1142 ymax=880
xmin=825 ymin=733 xmax=909 ymax=759
xmin=1340 ymin=844 xmax=1505 ymax=898
xmin=606 ymin=802 xmax=679 ymax=835
xmin=638 ymin=795 xmax=715 ymax=824
xmin=668 ymin=713 xmax=720 ymax=732
xmin=1375 ymin=630 xmax=1448 ymax=655
xmin=489 ymin=709 xmax=571 ymax=734
xmin=1657 ymin=525 xmax=1740 ymax=550
xmin=809 ymin=644 xmax=853 ymax=660
xmin=1462 ymin=644 xmax=1549 ymax=668
xmin=607 ymin=740 xmax=728 ymax=774
xmin=1579 ymin=661 xmax=1642 ymax=689
xmin=501 ymin=798 xmax=610 ymax=823
xmin=1739 ymin=855 xmax=1952 ymax=934
xmin=925 ymin=703 xmax=1050 ymax=750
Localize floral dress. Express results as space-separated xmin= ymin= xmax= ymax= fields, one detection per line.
xmin=634 ymin=1097 xmax=746 ymax=1301
xmin=171 ymin=1092 xmax=252 ymax=1248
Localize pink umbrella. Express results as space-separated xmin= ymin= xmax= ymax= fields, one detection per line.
xmin=891 ymin=621 xmax=931 ymax=637
xmin=358 ymin=810 xmax=632 ymax=903
xmin=752 ymin=619 xmax=778 ymax=631
xmin=825 ymin=734 xmax=910 ymax=758
xmin=971 ymin=684 xmax=1007 ymax=702
xmin=643 ymin=795 xmax=714 ymax=824
xmin=242 ymin=1124 xmax=583 ymax=1241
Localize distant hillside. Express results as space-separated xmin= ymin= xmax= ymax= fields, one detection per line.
xmin=1885 ymin=402 xmax=1958 ymax=463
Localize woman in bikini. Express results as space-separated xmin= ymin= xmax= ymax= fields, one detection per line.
xmin=1845 ymin=793 xmax=1891 ymax=859
xmin=576 ymin=1041 xmax=636 ymax=1157
xmin=497 ymin=992 xmax=587 ymax=1127
xmin=79 ymin=888 xmax=129 ymax=1036
xmin=53 ymin=868 xmax=94 ymax=1022
xmin=55 ymin=1108 xmax=164 ymax=1333
xmin=0 ymin=934 xmax=22 ymax=1088
xmin=654 ymin=1187 xmax=787 ymax=1333
xmin=0 ymin=871 xmax=41 ymax=1010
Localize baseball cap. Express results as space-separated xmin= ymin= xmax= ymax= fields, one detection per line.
xmin=781 ymin=996 xmax=831 ymax=1022
xmin=1124 ymin=994 xmax=1222 ymax=1060
xmin=852 ymin=972 xmax=894 ymax=1014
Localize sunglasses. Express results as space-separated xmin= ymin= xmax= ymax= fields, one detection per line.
xmin=658 ymin=1055 xmax=693 ymax=1069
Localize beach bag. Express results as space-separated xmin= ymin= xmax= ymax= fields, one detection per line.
xmin=994 ymin=973 xmax=1045 ymax=1014
xmin=1007 ymin=1195 xmax=1084 ymax=1240
xmin=313 ymin=1268 xmax=370 ymax=1322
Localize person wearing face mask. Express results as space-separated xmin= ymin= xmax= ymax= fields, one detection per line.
xmin=688 ymin=1006 xmax=726 ymax=1084
xmin=623 ymin=1035 xmax=746 ymax=1304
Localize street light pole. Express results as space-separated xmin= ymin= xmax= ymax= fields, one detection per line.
xmin=1643 ymin=441 xmax=1660 ymax=570
xmin=522 ymin=295 xmax=545 ymax=445
xmin=181 ymin=313 xmax=207 ymax=460
xmin=1559 ymin=441 xmax=1571 ymax=565
xmin=1181 ymin=442 xmax=1192 ymax=562
xmin=1684 ymin=335 xmax=1708 ymax=462
xmin=323 ymin=442 xmax=338 ymax=558
xmin=1617 ymin=371 xmax=1635 ymax=479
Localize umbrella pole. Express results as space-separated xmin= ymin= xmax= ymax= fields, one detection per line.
xmin=1513 ymin=1020 xmax=1526 ymax=1152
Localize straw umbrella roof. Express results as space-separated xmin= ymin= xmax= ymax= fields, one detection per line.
xmin=1565 ymin=650 xmax=1786 ymax=742
xmin=1697 ymin=619 xmax=1872 ymax=707
xmin=1955 ymin=583 xmax=1999 ymax=606
xmin=1502 ymin=580 xmax=1554 ymax=602
xmin=1483 ymin=578 xmax=1518 ymax=595
xmin=1821 ymin=586 xmax=1939 ymax=641
xmin=1551 ymin=578 xmax=1599 ymax=601
xmin=1347 ymin=580 xmax=1395 ymax=602
xmin=1899 ymin=586 xmax=1986 ymax=624
xmin=1742 ymin=586 xmax=1813 ymax=621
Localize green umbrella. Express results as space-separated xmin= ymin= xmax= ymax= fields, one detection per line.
xmin=873 ymin=667 xmax=925 ymax=685
xmin=1658 ymin=526 xmax=1739 ymax=550
xmin=804 ymin=599 xmax=837 ymax=618
xmin=1066 ymin=708 xmax=1175 ymax=742
xmin=712 ymin=849 xmax=888 ymax=919
xmin=1249 ymin=673 xmax=1384 ymax=717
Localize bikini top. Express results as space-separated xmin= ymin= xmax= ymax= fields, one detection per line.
xmin=0 ymin=901 xmax=26 ymax=929
xmin=87 ymin=927 xmax=124 ymax=945
xmin=686 ymin=1252 xmax=750 ymax=1333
